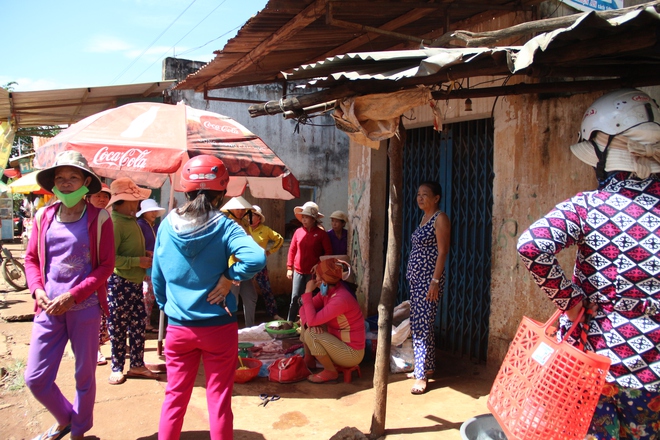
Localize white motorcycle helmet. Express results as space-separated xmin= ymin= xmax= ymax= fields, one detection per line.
xmin=571 ymin=89 xmax=660 ymax=181
xmin=580 ymin=88 xmax=660 ymax=141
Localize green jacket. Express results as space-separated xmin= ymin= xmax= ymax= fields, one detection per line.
xmin=112 ymin=211 xmax=146 ymax=284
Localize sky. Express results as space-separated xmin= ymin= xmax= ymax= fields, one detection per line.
xmin=2 ymin=0 xmax=269 ymax=92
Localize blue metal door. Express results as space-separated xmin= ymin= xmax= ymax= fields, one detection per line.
xmin=399 ymin=119 xmax=494 ymax=363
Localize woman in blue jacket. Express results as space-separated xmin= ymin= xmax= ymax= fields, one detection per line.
xmin=152 ymin=155 xmax=265 ymax=440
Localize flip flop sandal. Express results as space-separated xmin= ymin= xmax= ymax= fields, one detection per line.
xmin=410 ymin=379 xmax=428 ymax=395
xmin=126 ymin=368 xmax=159 ymax=379
xmin=108 ymin=371 xmax=126 ymax=385
xmin=307 ymin=371 xmax=339 ymax=384
xmin=97 ymin=352 xmax=107 ymax=366
xmin=32 ymin=422 xmax=71 ymax=440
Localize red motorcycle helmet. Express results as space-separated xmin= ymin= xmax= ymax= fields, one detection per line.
xmin=180 ymin=155 xmax=229 ymax=192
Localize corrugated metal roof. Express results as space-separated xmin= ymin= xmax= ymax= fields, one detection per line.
xmin=283 ymin=5 xmax=660 ymax=86
xmin=245 ymin=3 xmax=660 ymax=117
xmin=286 ymin=47 xmax=514 ymax=83
xmin=175 ymin=0 xmax=544 ymax=91
xmin=1 ymin=81 xmax=175 ymax=128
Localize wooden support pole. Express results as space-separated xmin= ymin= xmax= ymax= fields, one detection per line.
xmin=370 ymin=120 xmax=405 ymax=439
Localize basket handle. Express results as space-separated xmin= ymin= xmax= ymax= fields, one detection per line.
xmin=546 ymin=307 xmax=586 ymax=344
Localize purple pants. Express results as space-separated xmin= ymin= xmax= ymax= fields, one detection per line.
xmin=159 ymin=323 xmax=238 ymax=440
xmin=24 ymin=305 xmax=101 ymax=437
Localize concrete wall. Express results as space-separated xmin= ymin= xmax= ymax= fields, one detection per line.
xmin=348 ymin=141 xmax=388 ymax=317
xmin=384 ymin=83 xmax=660 ymax=367
xmin=364 ymin=87 xmax=600 ymax=364
xmin=345 ymin=6 xmax=660 ymax=365
xmin=166 ymin=69 xmax=350 ymax=296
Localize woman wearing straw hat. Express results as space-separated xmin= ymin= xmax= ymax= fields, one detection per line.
xmin=24 ymin=150 xmax=115 ymax=440
xmin=249 ymin=205 xmax=284 ymax=321
xmin=300 ymin=258 xmax=365 ymax=383
xmin=286 ymin=201 xmax=333 ymax=322
xmin=221 ymin=195 xmax=253 ymax=232
xmin=152 ymin=155 xmax=265 ymax=439
xmin=137 ymin=199 xmax=166 ymax=333
xmin=518 ymin=89 xmax=660 ymax=438
xmin=106 ymin=177 xmax=159 ymax=385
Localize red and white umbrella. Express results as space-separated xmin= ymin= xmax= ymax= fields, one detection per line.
xmin=34 ymin=102 xmax=299 ymax=199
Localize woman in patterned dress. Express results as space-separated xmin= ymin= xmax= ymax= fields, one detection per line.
xmin=406 ymin=181 xmax=451 ymax=395
xmin=518 ymin=89 xmax=660 ymax=439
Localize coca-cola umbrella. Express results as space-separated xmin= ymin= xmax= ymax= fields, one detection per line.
xmin=33 ymin=102 xmax=300 ymax=199
xmin=34 ymin=102 xmax=300 ymax=356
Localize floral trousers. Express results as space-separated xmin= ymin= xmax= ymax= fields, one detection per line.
xmin=586 ymin=383 xmax=660 ymax=439
xmin=254 ymin=267 xmax=279 ymax=319
xmin=107 ymin=273 xmax=147 ymax=373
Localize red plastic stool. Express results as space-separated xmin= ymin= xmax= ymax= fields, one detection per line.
xmin=335 ymin=365 xmax=361 ymax=383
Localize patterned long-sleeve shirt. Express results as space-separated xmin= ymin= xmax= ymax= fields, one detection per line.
xmin=518 ymin=172 xmax=660 ymax=391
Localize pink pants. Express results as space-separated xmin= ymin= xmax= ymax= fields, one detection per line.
xmin=159 ymin=323 xmax=238 ymax=440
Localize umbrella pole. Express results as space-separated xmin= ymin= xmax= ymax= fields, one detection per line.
xmin=157 ymin=177 xmax=176 ymax=356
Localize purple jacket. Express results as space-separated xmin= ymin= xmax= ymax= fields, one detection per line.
xmin=25 ymin=201 xmax=116 ymax=315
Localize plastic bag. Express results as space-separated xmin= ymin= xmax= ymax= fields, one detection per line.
xmin=390 ymin=339 xmax=414 ymax=373
xmin=391 ymin=318 xmax=411 ymax=347
xmin=393 ymin=301 xmax=410 ymax=325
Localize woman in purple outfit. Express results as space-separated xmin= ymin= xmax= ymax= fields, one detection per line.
xmin=23 ymin=151 xmax=115 ymax=440
xmin=137 ymin=199 xmax=166 ymax=332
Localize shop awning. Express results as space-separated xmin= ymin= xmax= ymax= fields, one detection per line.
xmin=0 ymin=81 xmax=175 ymax=129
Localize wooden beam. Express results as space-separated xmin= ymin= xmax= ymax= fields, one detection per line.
xmin=249 ymin=55 xmax=513 ymax=117
xmin=316 ymin=5 xmax=440 ymax=61
xmin=71 ymin=88 xmax=90 ymax=119
xmin=14 ymin=97 xmax=121 ymax=111
xmin=327 ymin=1 xmax=529 ymax=12
xmin=326 ymin=16 xmax=429 ymax=45
xmin=433 ymin=75 xmax=660 ymax=100
xmin=370 ymin=120 xmax=405 ymax=439
xmin=532 ymin=28 xmax=657 ymax=65
xmin=141 ymin=82 xmax=161 ymax=97
xmin=430 ymin=0 xmax=660 ymax=47
xmin=200 ymin=0 xmax=329 ymax=91
xmin=249 ymin=72 xmax=660 ymax=118
xmin=387 ymin=2 xmax=538 ymax=51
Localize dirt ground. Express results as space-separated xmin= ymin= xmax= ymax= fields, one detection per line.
xmin=0 ymin=242 xmax=495 ymax=440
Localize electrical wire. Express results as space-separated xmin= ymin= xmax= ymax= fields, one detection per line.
xmin=131 ymin=0 xmax=232 ymax=82
xmin=111 ymin=0 xmax=198 ymax=84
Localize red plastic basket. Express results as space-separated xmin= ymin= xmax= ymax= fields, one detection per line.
xmin=487 ymin=310 xmax=611 ymax=440
xmin=234 ymin=358 xmax=262 ymax=384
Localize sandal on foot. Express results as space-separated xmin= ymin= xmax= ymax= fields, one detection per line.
xmin=32 ymin=422 xmax=71 ymax=440
xmin=97 ymin=351 xmax=107 ymax=366
xmin=307 ymin=370 xmax=339 ymax=384
xmin=108 ymin=371 xmax=126 ymax=385
xmin=411 ymin=378 xmax=428 ymax=395
xmin=126 ymin=366 xmax=159 ymax=379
